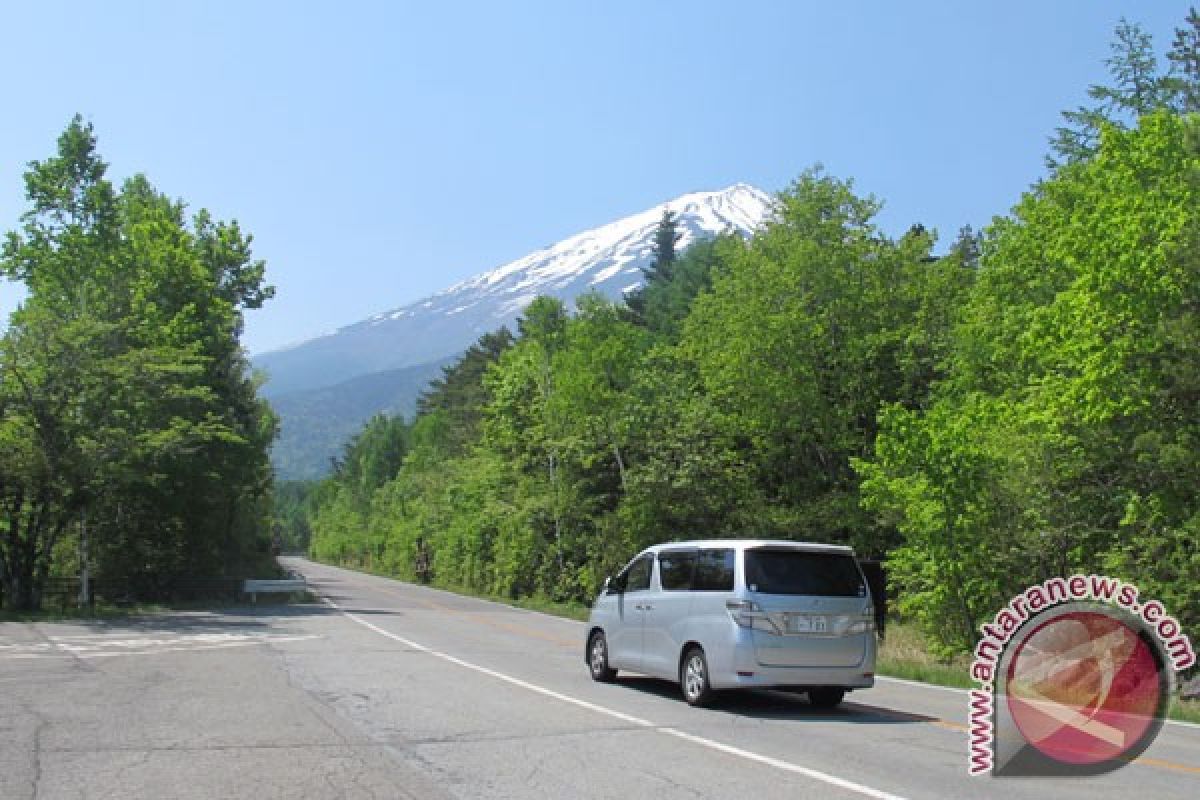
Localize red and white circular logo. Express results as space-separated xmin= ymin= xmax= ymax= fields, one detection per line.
xmin=1005 ymin=608 xmax=1166 ymax=767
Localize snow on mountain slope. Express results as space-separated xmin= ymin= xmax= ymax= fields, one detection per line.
xmin=256 ymin=184 xmax=773 ymax=397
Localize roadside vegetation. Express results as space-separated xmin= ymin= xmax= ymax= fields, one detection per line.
xmin=876 ymin=620 xmax=1200 ymax=725
xmin=0 ymin=119 xmax=278 ymax=611
xmin=295 ymin=12 xmax=1200 ymax=678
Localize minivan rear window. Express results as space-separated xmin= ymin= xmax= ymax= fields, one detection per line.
xmin=744 ymin=549 xmax=865 ymax=597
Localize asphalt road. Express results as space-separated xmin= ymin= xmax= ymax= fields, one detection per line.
xmin=1 ymin=557 xmax=1196 ymax=799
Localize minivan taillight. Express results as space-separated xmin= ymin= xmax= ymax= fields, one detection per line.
xmin=726 ymin=599 xmax=781 ymax=634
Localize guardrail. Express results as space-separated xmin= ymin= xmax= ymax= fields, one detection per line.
xmin=242 ymin=577 xmax=307 ymax=604
xmin=2 ymin=574 xmax=310 ymax=611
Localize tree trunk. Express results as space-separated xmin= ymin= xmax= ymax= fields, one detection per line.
xmin=548 ymin=451 xmax=565 ymax=572
xmin=611 ymin=437 xmax=628 ymax=493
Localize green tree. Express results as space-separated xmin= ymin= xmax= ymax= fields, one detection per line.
xmin=863 ymin=113 xmax=1199 ymax=651
xmin=648 ymin=208 xmax=681 ymax=281
xmin=637 ymin=233 xmax=744 ymax=337
xmin=0 ymin=117 xmax=276 ymax=609
xmin=1049 ymin=12 xmax=1200 ymax=168
xmin=626 ymin=208 xmax=682 ymax=318
xmin=416 ymin=328 xmax=514 ymax=454
xmin=1166 ymin=7 xmax=1200 ymax=112
xmin=680 ymin=170 xmax=967 ymax=554
xmin=1050 ymin=19 xmax=1164 ymax=168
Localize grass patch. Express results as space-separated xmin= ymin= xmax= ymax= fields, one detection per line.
xmin=1168 ymin=698 xmax=1200 ymax=724
xmin=877 ymin=620 xmax=974 ymax=689
xmin=481 ymin=592 xmax=590 ymax=621
xmin=0 ymin=603 xmax=159 ymax=623
xmin=1 ymin=586 xmax=313 ymax=622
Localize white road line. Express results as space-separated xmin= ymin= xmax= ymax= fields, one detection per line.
xmin=1163 ymin=717 xmax=1200 ymax=731
xmin=321 ymin=596 xmax=909 ymax=800
xmin=305 ymin=561 xmax=1200 ymax=734
xmin=0 ymin=635 xmax=319 ymax=660
xmin=875 ymin=675 xmax=968 ymax=695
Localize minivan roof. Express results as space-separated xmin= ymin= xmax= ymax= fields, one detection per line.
xmin=644 ymin=539 xmax=855 ymax=556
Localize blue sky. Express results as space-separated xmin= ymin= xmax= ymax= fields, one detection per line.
xmin=1 ymin=1 xmax=1193 ymax=354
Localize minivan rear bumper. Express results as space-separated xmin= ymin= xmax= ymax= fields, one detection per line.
xmin=712 ymin=664 xmax=876 ymax=691
xmin=709 ymin=631 xmax=876 ymax=690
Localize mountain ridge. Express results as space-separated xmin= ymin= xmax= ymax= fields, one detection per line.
xmin=256 ymin=184 xmax=772 ymax=397
xmin=269 ymin=357 xmax=454 ymax=480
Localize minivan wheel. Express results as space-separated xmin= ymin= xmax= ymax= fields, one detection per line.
xmin=681 ymin=647 xmax=714 ymax=707
xmin=808 ymin=687 xmax=846 ymax=708
xmin=588 ymin=631 xmax=617 ymax=682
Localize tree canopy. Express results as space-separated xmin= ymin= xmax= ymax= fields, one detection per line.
xmin=297 ymin=11 xmax=1199 ymax=656
xmin=0 ymin=117 xmax=277 ymax=609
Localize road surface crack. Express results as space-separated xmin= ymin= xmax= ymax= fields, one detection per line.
xmin=27 ymin=707 xmax=47 ymax=800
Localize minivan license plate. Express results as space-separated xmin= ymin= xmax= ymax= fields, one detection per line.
xmin=787 ymin=614 xmax=828 ymax=634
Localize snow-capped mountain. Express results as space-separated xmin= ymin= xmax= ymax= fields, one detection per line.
xmin=256 ymin=182 xmax=773 ymax=399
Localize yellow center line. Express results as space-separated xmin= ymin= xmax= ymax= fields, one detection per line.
xmin=854 ymin=705 xmax=1200 ymax=777
xmin=367 ymin=583 xmax=581 ymax=649
xmin=929 ymin=719 xmax=967 ymax=732
xmin=1133 ymin=756 xmax=1200 ymax=775
xmin=424 ymin=598 xmax=581 ymax=649
xmin=916 ymin=717 xmax=1200 ymax=776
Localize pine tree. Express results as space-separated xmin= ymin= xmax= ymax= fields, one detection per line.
xmin=626 ymin=208 xmax=682 ymax=318
xmin=416 ymin=327 xmax=515 ymax=454
xmin=1049 ymin=19 xmax=1166 ymax=168
xmin=1167 ymin=7 xmax=1200 ymax=112
xmin=646 ymin=208 xmax=681 ymax=284
xmin=1049 ymin=11 xmax=1200 ymax=168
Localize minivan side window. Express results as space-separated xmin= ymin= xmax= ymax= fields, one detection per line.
xmin=692 ymin=549 xmax=734 ymax=591
xmin=659 ymin=551 xmax=696 ymax=591
xmin=623 ymin=555 xmax=653 ymax=592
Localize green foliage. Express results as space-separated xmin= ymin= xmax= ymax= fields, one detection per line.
xmin=417 ymin=329 xmax=514 ymax=455
xmin=271 ymin=357 xmax=451 ymax=480
xmin=306 ymin=172 xmax=973 ymax=604
xmin=635 ymin=233 xmax=745 ymax=337
xmin=1167 ymin=8 xmax=1200 ymax=112
xmin=650 ymin=208 xmax=682 ymax=278
xmin=333 ymin=414 xmax=410 ymax=498
xmin=304 ymin=12 xmax=1198 ymax=662
xmin=863 ymin=113 xmax=1200 ymax=652
xmin=0 ymin=117 xmax=276 ymax=609
xmin=1050 ymin=14 xmax=1200 ymax=167
xmin=271 ymin=480 xmax=319 ymax=552
xmin=681 ymin=170 xmax=971 ymax=554
xmin=626 ymin=208 xmax=682 ymax=319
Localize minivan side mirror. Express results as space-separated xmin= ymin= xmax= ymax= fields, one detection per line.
xmin=604 ymin=575 xmax=621 ymax=595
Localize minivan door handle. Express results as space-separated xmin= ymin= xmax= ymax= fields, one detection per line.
xmin=640 ymin=604 xmax=654 ymax=611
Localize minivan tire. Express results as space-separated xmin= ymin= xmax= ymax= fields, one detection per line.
xmin=808 ymin=687 xmax=846 ymax=708
xmin=681 ymin=646 xmax=714 ymax=707
xmin=588 ymin=631 xmax=617 ymax=682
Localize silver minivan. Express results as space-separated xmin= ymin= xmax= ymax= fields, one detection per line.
xmin=585 ymin=540 xmax=876 ymax=707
